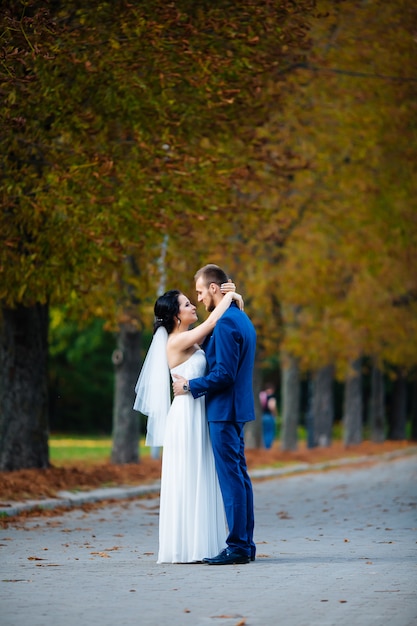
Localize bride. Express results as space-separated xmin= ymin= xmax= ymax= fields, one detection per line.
xmin=133 ymin=286 xmax=243 ymax=563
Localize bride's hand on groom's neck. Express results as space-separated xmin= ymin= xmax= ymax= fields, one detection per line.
xmin=220 ymin=279 xmax=235 ymax=293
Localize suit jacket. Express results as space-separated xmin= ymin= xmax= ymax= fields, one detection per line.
xmin=189 ymin=302 xmax=256 ymax=423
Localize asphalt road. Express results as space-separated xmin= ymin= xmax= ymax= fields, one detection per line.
xmin=1 ymin=455 xmax=416 ymax=626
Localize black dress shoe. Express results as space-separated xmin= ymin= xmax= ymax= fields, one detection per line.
xmin=250 ymin=555 xmax=256 ymax=562
xmin=202 ymin=548 xmax=250 ymax=565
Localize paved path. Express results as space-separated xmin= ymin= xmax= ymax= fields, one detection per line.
xmin=1 ymin=455 xmax=416 ymax=626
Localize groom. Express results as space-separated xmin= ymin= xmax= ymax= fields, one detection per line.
xmin=173 ymin=264 xmax=257 ymax=565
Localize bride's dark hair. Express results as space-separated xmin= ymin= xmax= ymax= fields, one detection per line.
xmin=153 ymin=290 xmax=181 ymax=335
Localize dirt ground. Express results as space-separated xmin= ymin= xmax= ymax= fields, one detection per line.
xmin=0 ymin=439 xmax=414 ymax=504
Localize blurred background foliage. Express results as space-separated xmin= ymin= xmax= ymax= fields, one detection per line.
xmin=1 ymin=0 xmax=417 ymax=458
xmin=48 ymin=314 xmax=116 ymax=434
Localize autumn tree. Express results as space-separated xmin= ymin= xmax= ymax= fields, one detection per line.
xmin=1 ymin=3 xmax=142 ymax=470
xmin=1 ymin=0 xmax=316 ymax=468
xmin=273 ymin=0 xmax=417 ymax=446
xmin=107 ymin=0 xmax=317 ymax=460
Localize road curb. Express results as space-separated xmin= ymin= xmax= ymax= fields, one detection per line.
xmin=1 ymin=446 xmax=416 ymax=518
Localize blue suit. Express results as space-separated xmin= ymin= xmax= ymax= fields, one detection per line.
xmin=189 ymin=302 xmax=257 ymax=557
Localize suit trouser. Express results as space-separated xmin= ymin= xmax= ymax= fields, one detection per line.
xmin=209 ymin=421 xmax=255 ymax=557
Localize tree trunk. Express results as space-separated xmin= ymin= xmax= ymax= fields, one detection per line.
xmin=410 ymin=378 xmax=417 ymax=442
xmin=0 ymin=303 xmax=49 ymax=470
xmin=369 ymin=363 xmax=385 ymax=443
xmin=111 ymin=322 xmax=141 ymax=464
xmin=389 ymin=373 xmax=407 ymax=440
xmin=312 ymin=364 xmax=334 ymax=447
xmin=343 ymin=358 xmax=363 ymax=446
xmin=305 ymin=378 xmax=315 ymax=448
xmin=245 ymin=358 xmax=263 ymax=449
xmin=281 ymin=353 xmax=300 ymax=451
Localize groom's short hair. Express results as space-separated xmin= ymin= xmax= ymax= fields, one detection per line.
xmin=195 ymin=264 xmax=228 ymax=287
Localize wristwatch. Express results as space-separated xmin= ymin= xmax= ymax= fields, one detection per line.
xmin=182 ymin=382 xmax=189 ymax=392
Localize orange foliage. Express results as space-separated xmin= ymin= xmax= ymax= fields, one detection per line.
xmin=275 ymin=0 xmax=417 ymax=376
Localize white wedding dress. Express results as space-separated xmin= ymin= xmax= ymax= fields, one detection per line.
xmin=157 ymin=349 xmax=227 ymax=563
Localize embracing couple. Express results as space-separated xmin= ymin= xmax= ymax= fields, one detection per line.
xmin=134 ymin=264 xmax=256 ymax=565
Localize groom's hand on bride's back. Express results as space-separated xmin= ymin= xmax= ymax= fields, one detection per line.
xmin=172 ymin=373 xmax=187 ymax=396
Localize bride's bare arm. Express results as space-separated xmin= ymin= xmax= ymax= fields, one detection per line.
xmin=170 ymin=291 xmax=243 ymax=352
